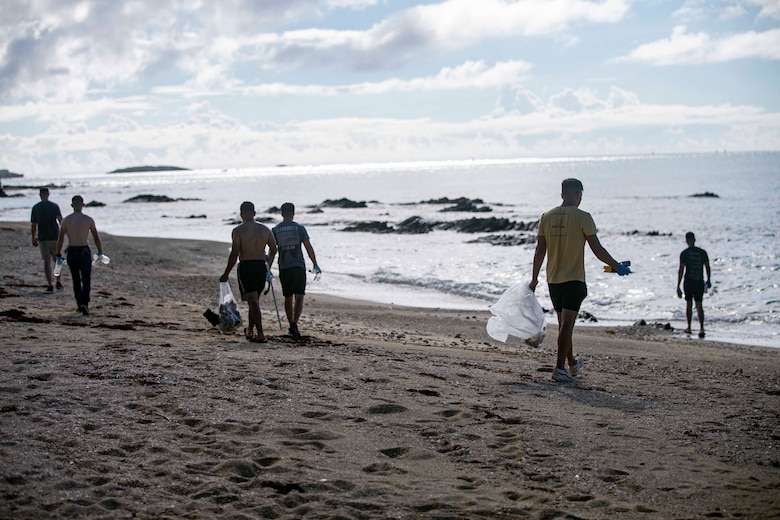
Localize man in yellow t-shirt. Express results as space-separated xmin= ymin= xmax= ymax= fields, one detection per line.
xmin=530 ymin=178 xmax=630 ymax=383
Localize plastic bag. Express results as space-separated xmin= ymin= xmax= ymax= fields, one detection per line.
xmin=218 ymin=281 xmax=242 ymax=333
xmin=486 ymin=282 xmax=547 ymax=346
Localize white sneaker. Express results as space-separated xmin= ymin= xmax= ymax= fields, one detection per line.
xmin=570 ymin=357 xmax=583 ymax=377
xmin=552 ymin=368 xmax=577 ymax=383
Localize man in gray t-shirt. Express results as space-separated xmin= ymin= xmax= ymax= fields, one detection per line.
xmin=31 ymin=188 xmax=63 ymax=291
xmin=272 ymin=202 xmax=320 ymax=338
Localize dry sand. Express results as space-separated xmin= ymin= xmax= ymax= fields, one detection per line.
xmin=1 ymin=221 xmax=778 ymax=519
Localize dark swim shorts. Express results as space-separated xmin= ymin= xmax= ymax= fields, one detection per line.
xmin=548 ymin=281 xmax=588 ymax=313
xmin=683 ymin=279 xmax=705 ymax=302
xmin=279 ymin=266 xmax=306 ymax=297
xmin=238 ymin=260 xmax=267 ymax=296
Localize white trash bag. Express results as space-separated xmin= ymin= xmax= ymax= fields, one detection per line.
xmin=486 ymin=282 xmax=547 ymax=346
xmin=218 ymin=281 xmax=242 ymax=333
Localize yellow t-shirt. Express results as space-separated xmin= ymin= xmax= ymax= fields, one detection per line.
xmin=538 ymin=205 xmax=597 ymax=284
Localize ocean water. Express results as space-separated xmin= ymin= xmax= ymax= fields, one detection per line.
xmin=2 ymin=152 xmax=778 ymax=348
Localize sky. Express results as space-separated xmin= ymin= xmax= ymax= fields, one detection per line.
xmin=1 ymin=0 xmax=779 ymax=176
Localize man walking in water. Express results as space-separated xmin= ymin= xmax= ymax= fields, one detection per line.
xmin=530 ymin=179 xmax=630 ymax=383
xmin=272 ymin=202 xmax=320 ymax=338
xmin=221 ymin=201 xmax=277 ymax=343
xmin=31 ymin=188 xmax=63 ymax=291
xmin=56 ymin=195 xmax=103 ymax=315
xmin=677 ymin=231 xmax=711 ymax=338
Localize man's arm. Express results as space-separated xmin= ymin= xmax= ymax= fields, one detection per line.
xmin=266 ymin=231 xmax=278 ymax=270
xmin=55 ymin=222 xmax=67 ymax=256
xmin=585 ymin=234 xmax=621 ymax=272
xmin=303 ymin=239 xmax=318 ymax=269
xmin=90 ymin=219 xmax=103 ymax=253
xmin=220 ymin=231 xmax=240 ymax=282
xmin=31 ymin=222 xmax=38 ymax=246
xmin=529 ymin=235 xmax=546 ymax=291
xmin=677 ymin=262 xmax=685 ymax=298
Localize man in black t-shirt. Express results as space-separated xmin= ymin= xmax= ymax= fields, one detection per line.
xmin=677 ymin=231 xmax=711 ymax=338
xmin=31 ymin=188 xmax=63 ymax=291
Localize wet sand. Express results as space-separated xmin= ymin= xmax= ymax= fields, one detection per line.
xmin=1 ymin=221 xmax=778 ymax=519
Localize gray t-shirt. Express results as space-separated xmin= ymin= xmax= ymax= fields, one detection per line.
xmin=272 ymin=221 xmax=310 ymax=270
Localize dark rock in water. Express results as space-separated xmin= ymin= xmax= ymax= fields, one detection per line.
xmin=125 ymin=194 xmax=176 ymax=203
xmin=439 ymin=217 xmax=517 ymax=233
xmin=439 ymin=199 xmax=492 ymax=213
xmin=626 ymin=230 xmax=672 ymax=237
xmin=634 ymin=319 xmax=647 ymax=326
xmin=421 ymin=196 xmax=483 ymax=205
xmin=109 ymin=165 xmax=189 ymax=174
xmin=690 ymin=192 xmax=719 ymax=198
xmin=321 ymin=198 xmax=367 ymax=209
xmin=266 ymin=206 xmax=281 ymax=214
xmin=85 ymin=201 xmax=106 ymax=207
xmin=578 ymin=311 xmax=598 ymax=322
xmin=468 ymin=234 xmax=536 ymax=246
xmin=342 ymin=221 xmax=393 ymax=233
xmin=307 ymin=207 xmax=324 ymax=214
xmin=0 ymin=169 xmax=24 ymax=178
xmin=396 ymin=216 xmax=436 ymax=234
xmin=123 ymin=194 xmax=201 ymax=203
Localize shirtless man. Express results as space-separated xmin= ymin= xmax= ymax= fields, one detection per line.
xmin=220 ymin=201 xmax=278 ymax=342
xmin=56 ymin=195 xmax=104 ymax=315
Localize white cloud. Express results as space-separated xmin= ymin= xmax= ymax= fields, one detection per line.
xmin=0 ymin=97 xmax=153 ymax=123
xmin=235 ymin=60 xmax=532 ymax=96
xmin=0 ymin=0 xmax=388 ymax=102
xmin=612 ymin=25 xmax=780 ymax=65
xmin=674 ymin=0 xmax=780 ymax=21
xmin=264 ymin=0 xmax=631 ymax=70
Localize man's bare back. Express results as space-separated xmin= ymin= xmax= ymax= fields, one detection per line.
xmin=232 ymin=221 xmax=276 ymax=262
xmin=61 ymin=213 xmax=97 ymax=247
xmin=220 ymin=202 xmax=278 ymax=284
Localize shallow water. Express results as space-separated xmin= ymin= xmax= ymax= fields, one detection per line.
xmin=2 ymin=152 xmax=778 ymax=347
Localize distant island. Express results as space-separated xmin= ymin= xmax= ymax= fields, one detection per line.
xmin=0 ymin=169 xmax=24 ymax=178
xmin=108 ymin=166 xmax=190 ymax=174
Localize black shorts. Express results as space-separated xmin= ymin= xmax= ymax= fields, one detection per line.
xmin=548 ymin=281 xmax=588 ymax=313
xmin=279 ymin=267 xmax=306 ymax=297
xmin=238 ymin=260 xmax=267 ymax=296
xmin=684 ymin=279 xmax=705 ymax=302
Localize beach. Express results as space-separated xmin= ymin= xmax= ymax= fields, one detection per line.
xmin=1 ymin=220 xmax=778 ymax=519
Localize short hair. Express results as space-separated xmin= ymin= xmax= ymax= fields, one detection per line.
xmin=71 ymin=195 xmax=84 ymax=205
xmin=39 ymin=187 xmax=49 ymax=195
xmin=240 ymin=201 xmax=255 ymax=214
xmin=685 ymin=231 xmax=696 ymax=242
xmin=561 ymin=178 xmax=584 ymax=195
xmin=281 ymin=202 xmax=295 ymax=217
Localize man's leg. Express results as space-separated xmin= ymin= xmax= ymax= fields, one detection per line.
xmin=80 ymin=253 xmax=92 ymax=309
xmin=695 ymin=300 xmax=705 ymax=335
xmin=292 ymin=294 xmax=305 ymax=325
xmin=284 ymin=295 xmax=294 ymax=325
xmin=685 ymin=299 xmax=693 ymax=333
xmin=246 ymin=292 xmax=264 ymax=340
xmin=66 ymin=250 xmax=81 ymax=308
xmin=556 ymin=309 xmax=578 ymax=370
xmin=39 ymin=242 xmax=53 ymax=288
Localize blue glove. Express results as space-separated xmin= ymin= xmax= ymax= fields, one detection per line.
xmin=313 ymin=265 xmax=322 ymax=275
xmin=266 ymin=270 xmax=274 ymax=283
xmin=706 ymin=280 xmax=712 ymax=289
xmin=617 ymin=264 xmax=631 ymax=276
